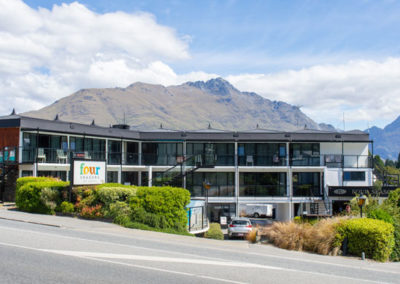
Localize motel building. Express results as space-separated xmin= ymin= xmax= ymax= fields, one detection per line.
xmin=0 ymin=113 xmax=382 ymax=222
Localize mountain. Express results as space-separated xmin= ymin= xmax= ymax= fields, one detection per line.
xmin=368 ymin=116 xmax=400 ymax=160
xmin=23 ymin=78 xmax=334 ymax=131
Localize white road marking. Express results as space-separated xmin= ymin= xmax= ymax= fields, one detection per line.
xmin=40 ymin=249 xmax=280 ymax=269
xmin=0 ymin=241 xmax=391 ymax=284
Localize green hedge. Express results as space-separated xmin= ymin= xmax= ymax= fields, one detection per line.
xmin=15 ymin=179 xmax=70 ymax=214
xmin=367 ymin=208 xmax=394 ymax=224
xmin=129 ymin=186 xmax=190 ymax=232
xmin=16 ymin=176 xmax=58 ymax=191
xmin=204 ymin=223 xmax=224 ymax=240
xmin=337 ymin=218 xmax=395 ymax=262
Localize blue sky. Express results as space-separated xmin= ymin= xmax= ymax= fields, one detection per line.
xmin=24 ymin=0 xmax=400 ymax=74
xmin=2 ymin=0 xmax=400 ymax=130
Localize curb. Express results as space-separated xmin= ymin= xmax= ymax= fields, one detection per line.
xmin=0 ymin=216 xmax=61 ymax=228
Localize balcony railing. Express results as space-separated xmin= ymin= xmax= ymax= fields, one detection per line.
xmin=323 ymin=154 xmax=372 ymax=168
xmin=18 ymin=147 xmax=373 ymax=169
xmin=239 ymin=185 xmax=287 ymax=197
xmin=188 ymin=185 xmax=235 ymax=197
xmin=290 ymin=155 xmax=320 ymax=166
xmin=293 ymin=185 xmax=322 ymax=197
xmin=238 ymin=155 xmax=287 ymax=166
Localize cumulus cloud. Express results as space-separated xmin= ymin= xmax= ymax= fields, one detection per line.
xmin=0 ymin=0 xmax=190 ymax=114
xmin=227 ymin=58 xmax=400 ymax=129
xmin=1 ymin=0 xmax=399 ymax=130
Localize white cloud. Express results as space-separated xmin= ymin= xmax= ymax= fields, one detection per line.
xmin=226 ymin=58 xmax=400 ymax=129
xmin=0 ymin=0 xmax=190 ymax=114
xmin=1 ymin=1 xmax=400 ymax=131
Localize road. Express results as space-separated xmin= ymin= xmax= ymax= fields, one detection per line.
xmin=0 ymin=208 xmax=399 ymax=284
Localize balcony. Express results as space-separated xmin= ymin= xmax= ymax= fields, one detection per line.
xmin=290 ymin=155 xmax=321 ymax=166
xmin=323 ymin=154 xmax=372 ymax=168
xmin=188 ymin=185 xmax=235 ymax=197
xmin=238 ymin=155 xmax=287 ymax=166
xmin=239 ymin=185 xmax=287 ymax=197
xmin=293 ymin=185 xmax=322 ymax=197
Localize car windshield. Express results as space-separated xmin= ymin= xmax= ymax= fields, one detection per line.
xmin=232 ymin=220 xmax=249 ymax=226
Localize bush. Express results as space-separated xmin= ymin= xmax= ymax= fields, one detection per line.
xmin=16 ymin=176 xmax=58 ymax=191
xmin=130 ymin=186 xmax=190 ymax=231
xmin=391 ymin=220 xmax=400 ymax=261
xmin=80 ymin=204 xmax=103 ymax=219
xmin=15 ymin=179 xmax=69 ymax=214
xmin=337 ymin=218 xmax=395 ymax=262
xmin=260 ymin=217 xmax=346 ymax=255
xmin=60 ymin=201 xmax=75 ymax=214
xmin=108 ymin=201 xmax=132 ymax=220
xmin=246 ymin=229 xmax=258 ymax=243
xmin=368 ymin=208 xmax=394 ymax=224
xmin=96 ymin=186 xmax=136 ymax=208
xmin=204 ymin=223 xmax=224 ymax=240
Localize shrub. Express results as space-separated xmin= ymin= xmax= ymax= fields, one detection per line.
xmin=16 ymin=176 xmax=58 ymax=191
xmin=80 ymin=204 xmax=103 ymax=219
xmin=336 ymin=218 xmax=395 ymax=262
xmin=108 ymin=201 xmax=132 ymax=220
xmin=246 ymin=229 xmax=258 ymax=243
xmin=130 ymin=186 xmax=190 ymax=231
xmin=260 ymin=217 xmax=346 ymax=255
xmin=96 ymin=186 xmax=136 ymax=208
xmin=15 ymin=179 xmax=69 ymax=214
xmin=60 ymin=201 xmax=75 ymax=214
xmin=391 ymin=220 xmax=400 ymax=261
xmin=204 ymin=223 xmax=224 ymax=240
xmin=368 ymin=208 xmax=394 ymax=224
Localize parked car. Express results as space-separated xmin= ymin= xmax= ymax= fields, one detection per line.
xmin=228 ymin=217 xmax=252 ymax=239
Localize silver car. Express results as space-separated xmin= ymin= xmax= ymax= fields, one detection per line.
xmin=228 ymin=217 xmax=252 ymax=239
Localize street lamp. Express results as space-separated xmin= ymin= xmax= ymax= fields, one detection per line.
xmin=357 ymin=195 xmax=367 ymax=217
xmin=203 ymin=180 xmax=211 ymax=221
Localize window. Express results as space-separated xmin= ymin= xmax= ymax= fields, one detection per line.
xmin=343 ymin=171 xmax=365 ymax=181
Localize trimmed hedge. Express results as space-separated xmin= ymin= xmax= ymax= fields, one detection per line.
xmin=129 ymin=186 xmax=190 ymax=232
xmin=204 ymin=223 xmax=224 ymax=240
xmin=337 ymin=218 xmax=395 ymax=262
xmin=16 ymin=179 xmax=70 ymax=214
xmin=16 ymin=176 xmax=58 ymax=191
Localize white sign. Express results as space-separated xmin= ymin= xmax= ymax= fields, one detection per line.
xmin=220 ymin=216 xmax=227 ymax=225
xmin=73 ymin=161 xmax=106 ymax=185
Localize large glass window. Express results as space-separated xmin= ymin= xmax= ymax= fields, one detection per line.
xmin=238 ymin=143 xmax=286 ymax=166
xmin=343 ymin=171 xmax=365 ymax=181
xmin=290 ymin=143 xmax=320 ymax=166
xmin=70 ymin=137 xmax=105 ymax=160
xmin=125 ymin=142 xmax=139 ymax=165
xmin=108 ymin=140 xmax=121 ymax=165
xmin=186 ymin=172 xmax=235 ymax=197
xmin=187 ymin=143 xmax=233 ymax=166
xmin=239 ymin=172 xmax=287 ymax=197
xmin=23 ymin=133 xmax=67 ymax=163
xmin=142 ymin=143 xmax=183 ymax=165
xmin=292 ymin=172 xmax=322 ymax=196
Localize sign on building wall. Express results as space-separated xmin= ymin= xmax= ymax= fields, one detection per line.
xmin=73 ymin=161 xmax=106 ymax=185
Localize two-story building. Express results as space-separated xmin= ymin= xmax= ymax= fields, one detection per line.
xmin=0 ymin=114 xmax=375 ymax=221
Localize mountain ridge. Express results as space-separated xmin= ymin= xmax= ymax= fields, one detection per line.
xmin=23 ymin=77 xmax=335 ymax=131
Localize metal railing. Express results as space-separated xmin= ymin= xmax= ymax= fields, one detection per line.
xmin=239 ymin=185 xmax=287 ymax=197
xmin=188 ymin=185 xmax=235 ymax=197
xmin=293 ymin=185 xmax=322 ymax=197
xmin=238 ymin=155 xmax=287 ymax=166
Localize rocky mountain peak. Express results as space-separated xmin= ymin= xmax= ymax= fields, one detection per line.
xmin=186 ymin=77 xmax=237 ymax=96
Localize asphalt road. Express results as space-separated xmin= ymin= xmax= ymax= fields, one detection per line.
xmin=0 ymin=210 xmax=399 ymax=284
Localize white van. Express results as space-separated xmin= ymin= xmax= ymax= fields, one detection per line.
xmin=243 ymin=204 xmax=273 ymax=218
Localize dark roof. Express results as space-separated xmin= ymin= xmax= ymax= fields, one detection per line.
xmin=0 ymin=115 xmax=371 ymax=142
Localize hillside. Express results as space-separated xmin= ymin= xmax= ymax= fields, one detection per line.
xmin=23 ymin=78 xmax=334 ymax=131
xmin=369 ymin=116 xmax=400 ymax=160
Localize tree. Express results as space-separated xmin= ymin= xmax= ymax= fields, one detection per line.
xmin=396 ymin=152 xmax=400 ymax=169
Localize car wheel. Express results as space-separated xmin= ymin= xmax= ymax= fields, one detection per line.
xmin=253 ymin=212 xmax=259 ymax=218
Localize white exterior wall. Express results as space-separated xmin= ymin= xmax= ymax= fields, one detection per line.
xmin=320 ymin=143 xmax=342 ymax=154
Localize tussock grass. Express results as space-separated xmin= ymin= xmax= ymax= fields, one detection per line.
xmin=246 ymin=229 xmax=258 ymax=243
xmin=260 ymin=217 xmax=347 ymax=255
